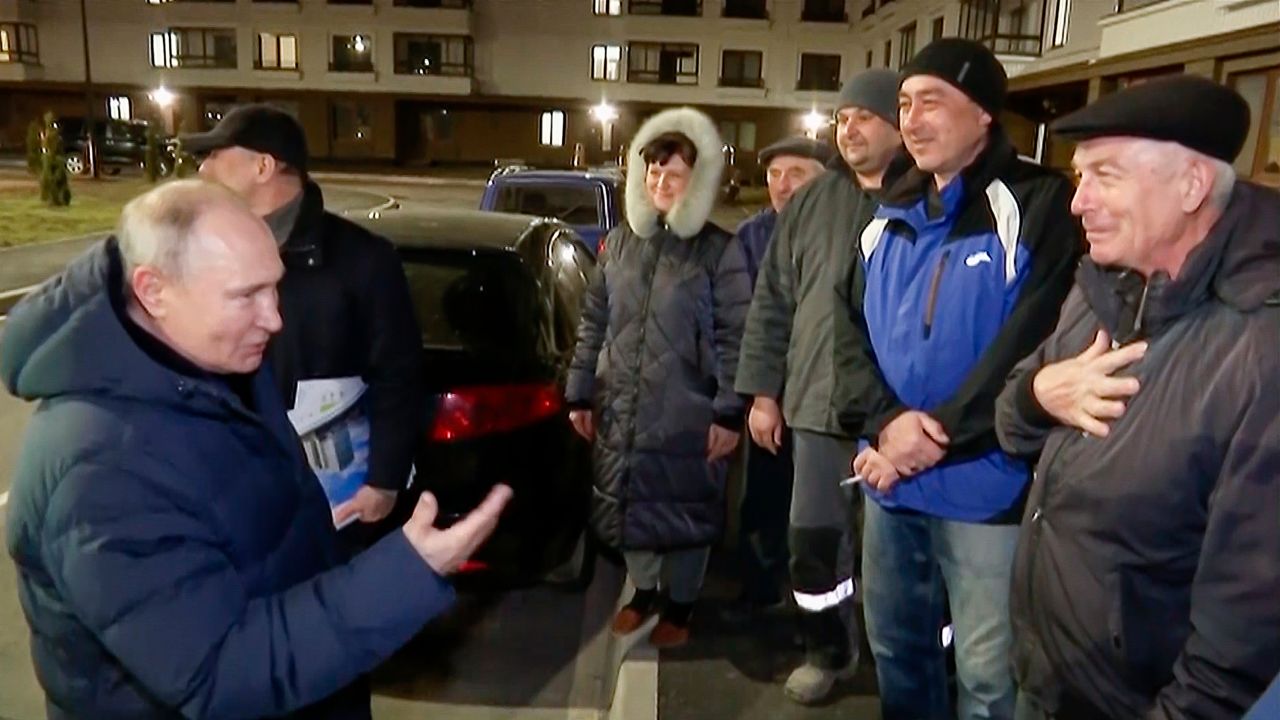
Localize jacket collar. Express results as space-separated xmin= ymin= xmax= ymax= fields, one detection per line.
xmin=878 ymin=129 xmax=1020 ymax=238
xmin=280 ymin=180 xmax=327 ymax=268
xmin=1078 ymin=181 xmax=1280 ymax=343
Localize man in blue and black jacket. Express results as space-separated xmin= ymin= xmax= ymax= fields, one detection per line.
xmin=832 ymin=39 xmax=1082 ymax=720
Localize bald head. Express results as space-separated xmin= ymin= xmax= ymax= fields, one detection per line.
xmin=121 ymin=179 xmax=285 ymax=374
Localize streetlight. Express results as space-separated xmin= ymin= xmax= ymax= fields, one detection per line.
xmin=802 ymin=110 xmax=828 ymax=139
xmin=149 ymin=86 xmax=176 ymax=109
xmin=590 ymin=101 xmax=618 ymax=154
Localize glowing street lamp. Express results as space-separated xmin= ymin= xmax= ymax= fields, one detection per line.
xmin=591 ymin=101 xmax=619 ymax=152
xmin=590 ymin=101 xmax=618 ymax=124
xmin=149 ymin=86 xmax=176 ymax=109
xmin=802 ymin=109 xmax=828 ymax=138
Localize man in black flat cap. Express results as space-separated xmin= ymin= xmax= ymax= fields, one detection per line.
xmin=725 ymin=136 xmax=832 ymax=627
xmin=736 ymin=68 xmax=903 ymax=704
xmin=996 ymin=74 xmax=1280 ymax=719
xmin=186 ymin=104 xmax=424 ymax=532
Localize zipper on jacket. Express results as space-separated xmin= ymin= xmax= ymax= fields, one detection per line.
xmin=922 ymin=251 xmax=950 ymax=339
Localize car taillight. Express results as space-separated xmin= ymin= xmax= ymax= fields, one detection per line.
xmin=429 ymin=382 xmax=563 ymax=442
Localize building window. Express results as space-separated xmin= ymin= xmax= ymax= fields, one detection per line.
xmin=896 ymin=22 xmax=916 ymax=66
xmin=107 ymin=96 xmax=133 ymax=121
xmin=1232 ymin=68 xmax=1280 ymax=182
xmin=1051 ymin=0 xmax=1070 ymax=48
xmin=593 ymin=0 xmax=622 ymax=15
xmin=932 ymin=16 xmax=945 ymax=40
xmin=720 ymin=49 xmax=763 ymax=88
xmin=328 ymin=0 xmax=373 ymax=4
xmin=149 ymin=27 xmax=237 ymax=69
xmin=331 ymin=34 xmax=374 ymax=72
xmin=723 ymin=0 xmax=767 ymax=19
xmin=332 ymin=100 xmax=372 ymax=141
xmin=629 ymin=0 xmax=701 ymax=15
xmin=256 ymin=32 xmax=298 ymax=70
xmin=882 ymin=39 xmax=891 ymax=69
xmin=865 ymin=48 xmax=873 ymax=68
xmin=627 ymin=42 xmax=699 ymax=85
xmin=392 ymin=0 xmax=472 ymax=7
xmin=958 ymin=0 xmax=1044 ymax=57
xmin=591 ymin=44 xmax=622 ymax=81
xmin=797 ymin=53 xmax=840 ymax=91
xmin=719 ymin=120 xmax=756 ymax=151
xmin=801 ymin=0 xmax=846 ymax=23
xmin=0 ymin=23 xmax=38 ymax=64
xmin=394 ymin=33 xmax=473 ymax=76
xmin=539 ymin=110 xmax=566 ymax=147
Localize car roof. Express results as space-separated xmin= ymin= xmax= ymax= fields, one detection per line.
xmin=353 ymin=206 xmax=553 ymax=252
xmin=491 ymin=169 xmax=620 ymax=185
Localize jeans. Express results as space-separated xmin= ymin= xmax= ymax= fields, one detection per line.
xmin=623 ymin=546 xmax=712 ymax=604
xmin=862 ymin=499 xmax=1019 ymax=720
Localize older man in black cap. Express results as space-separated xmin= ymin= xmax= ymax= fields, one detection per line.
xmin=736 ymin=68 xmax=902 ymax=704
xmin=726 ymin=135 xmax=833 ymax=625
xmin=834 ymin=39 xmax=1083 ymax=720
xmin=996 ymin=74 xmax=1280 ymax=720
xmin=186 ymin=105 xmax=423 ymax=532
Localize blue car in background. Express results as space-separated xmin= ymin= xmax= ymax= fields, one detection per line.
xmin=479 ymin=167 xmax=623 ymax=254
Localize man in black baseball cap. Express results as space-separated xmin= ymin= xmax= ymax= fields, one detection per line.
xmin=183 ymin=103 xmax=309 ymax=177
xmin=998 ymin=74 xmax=1280 ymax=720
xmin=194 ymin=103 xmax=425 ymax=536
xmin=841 ymin=38 xmax=1082 ymax=720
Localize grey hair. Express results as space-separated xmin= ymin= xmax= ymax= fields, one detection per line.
xmin=1206 ymin=157 xmax=1236 ymax=210
xmin=1137 ymin=139 xmax=1236 ymax=210
xmin=117 ymin=179 xmax=245 ymax=279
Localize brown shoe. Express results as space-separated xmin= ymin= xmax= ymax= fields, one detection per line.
xmin=611 ymin=605 xmax=653 ymax=636
xmin=648 ymin=619 xmax=690 ymax=648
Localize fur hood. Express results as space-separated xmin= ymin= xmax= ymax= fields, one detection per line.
xmin=625 ymin=107 xmax=725 ymax=240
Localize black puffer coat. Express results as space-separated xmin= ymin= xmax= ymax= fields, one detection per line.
xmin=566 ymin=107 xmax=751 ymax=551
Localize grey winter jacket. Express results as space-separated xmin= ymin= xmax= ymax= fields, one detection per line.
xmin=996 ymin=181 xmax=1280 ymax=719
xmin=735 ymin=160 xmax=882 ymax=435
xmin=565 ymin=108 xmax=752 ymax=552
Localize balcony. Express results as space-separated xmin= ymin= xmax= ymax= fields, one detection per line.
xmin=958 ymin=0 xmax=1046 ymax=58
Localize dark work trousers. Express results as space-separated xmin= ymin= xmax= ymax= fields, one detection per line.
xmin=789 ymin=430 xmax=861 ymax=670
xmin=737 ymin=426 xmax=795 ymax=605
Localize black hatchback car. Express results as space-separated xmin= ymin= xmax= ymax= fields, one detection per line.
xmin=355 ymin=207 xmax=598 ymax=588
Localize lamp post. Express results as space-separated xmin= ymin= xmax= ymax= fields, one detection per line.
xmin=590 ymin=100 xmax=618 ymax=155
xmin=79 ymin=0 xmax=99 ymax=179
xmin=150 ymin=86 xmax=177 ymax=135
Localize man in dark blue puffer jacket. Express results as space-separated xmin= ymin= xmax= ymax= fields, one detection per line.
xmin=1 ymin=179 xmax=510 ymax=719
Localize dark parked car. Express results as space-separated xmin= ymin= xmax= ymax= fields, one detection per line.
xmin=354 ymin=207 xmax=597 ymax=588
xmin=55 ymin=117 xmax=175 ymax=176
xmin=479 ymin=168 xmax=623 ymax=255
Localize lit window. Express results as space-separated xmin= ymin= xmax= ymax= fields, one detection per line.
xmin=591 ymin=44 xmax=621 ymax=81
xmin=539 ymin=110 xmax=566 ymax=147
xmin=593 ymin=0 xmax=622 ymax=16
xmin=108 ymin=96 xmax=132 ymax=121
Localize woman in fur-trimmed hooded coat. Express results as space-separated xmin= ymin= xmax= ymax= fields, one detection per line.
xmin=565 ymin=107 xmax=751 ymax=642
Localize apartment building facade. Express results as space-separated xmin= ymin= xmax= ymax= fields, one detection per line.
xmin=2 ymin=0 xmax=1276 ymax=175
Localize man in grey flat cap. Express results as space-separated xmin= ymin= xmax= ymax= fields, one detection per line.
xmin=735 ymin=68 xmax=902 ymax=705
xmin=997 ymin=74 xmax=1280 ymax=719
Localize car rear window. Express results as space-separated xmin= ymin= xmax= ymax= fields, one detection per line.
xmin=399 ymin=250 xmax=539 ymax=355
xmin=494 ymin=184 xmax=600 ymax=226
